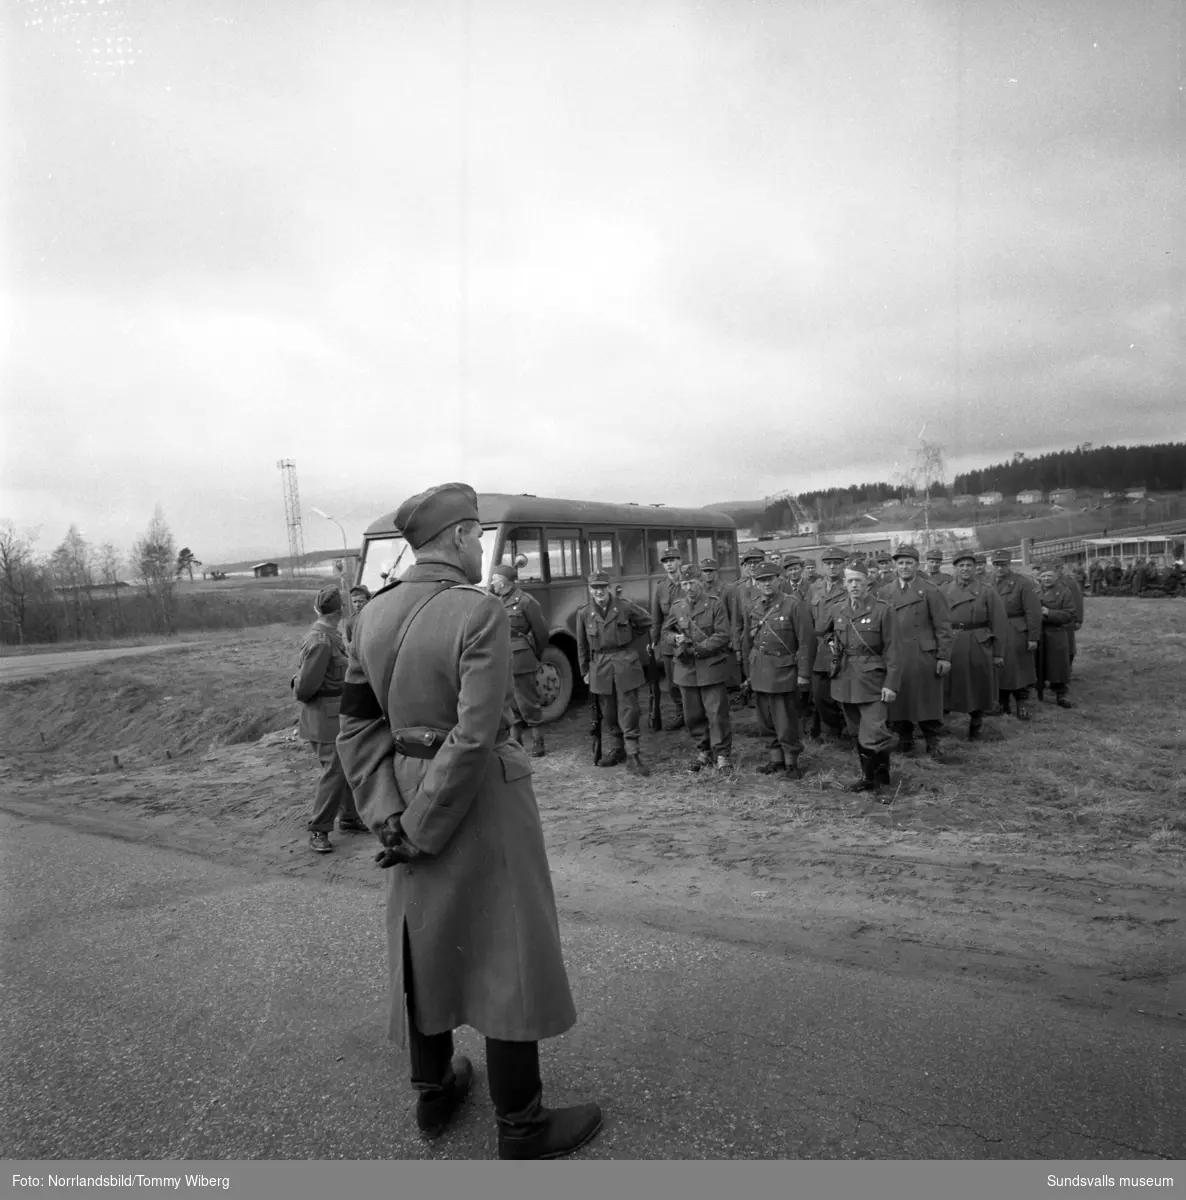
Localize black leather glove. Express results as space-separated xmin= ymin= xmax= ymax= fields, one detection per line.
xmin=374 ymin=816 xmax=426 ymax=870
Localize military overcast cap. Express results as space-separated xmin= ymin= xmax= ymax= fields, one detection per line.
xmin=659 ymin=543 xmax=682 ymax=561
xmin=893 ymin=543 xmax=921 ymax=561
xmin=700 ymin=557 xmax=719 ymax=570
xmin=754 ymin=560 xmax=780 ymax=580
xmin=974 ymin=553 xmax=987 ymax=564
xmin=395 ymin=482 xmax=480 ymax=549
xmin=490 ymin=563 xmax=518 ymax=581
xmin=990 ymin=549 xmax=1013 ymax=565
xmin=349 ymin=583 xmax=371 ymax=597
xmin=952 ymin=549 xmax=976 ymax=565
xmin=821 ymin=547 xmax=846 ymax=562
xmin=781 ymin=554 xmax=802 ymax=567
xmin=844 ymin=560 xmax=871 ymax=576
xmin=678 ymin=564 xmax=702 ymax=581
xmin=876 ymin=552 xmax=892 ymax=564
xmin=588 ymin=571 xmax=611 ymax=587
xmin=741 ymin=546 xmax=765 ymax=563
xmin=315 ymin=584 xmax=343 ymax=613
xmin=926 ymin=548 xmax=944 ymax=561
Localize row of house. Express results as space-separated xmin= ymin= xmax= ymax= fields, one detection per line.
xmin=948 ymin=487 xmax=1148 ymax=508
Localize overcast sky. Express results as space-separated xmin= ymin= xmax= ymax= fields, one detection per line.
xmin=3 ymin=0 xmax=1182 ymax=561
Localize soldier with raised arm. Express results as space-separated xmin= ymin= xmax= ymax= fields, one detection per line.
xmin=336 ymin=483 xmax=600 ymax=1160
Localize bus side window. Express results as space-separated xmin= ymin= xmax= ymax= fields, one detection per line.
xmin=695 ymin=531 xmax=715 ymax=565
xmin=676 ymin=532 xmax=694 ymax=563
xmin=546 ymin=529 xmax=583 ymax=579
xmin=589 ymin=534 xmax=617 ymax=574
xmin=646 ymin=529 xmax=671 ymax=574
xmin=620 ymin=528 xmax=647 ymax=576
xmin=713 ymin=531 xmax=737 ymax=571
xmin=506 ymin=527 xmax=544 ymax=582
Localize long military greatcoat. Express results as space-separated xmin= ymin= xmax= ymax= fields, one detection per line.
xmin=939 ymin=578 xmax=1010 ymax=714
xmin=336 ymin=558 xmax=576 ymax=1047
xmin=743 ymin=592 xmax=813 ymax=693
xmin=816 ymin=594 xmax=902 ymax=703
xmin=500 ymin=585 xmax=549 ymax=675
xmin=993 ymin=571 xmax=1042 ymax=691
xmin=576 ymin=596 xmax=650 ymax=694
xmin=663 ymin=593 xmax=732 ymax=687
xmin=878 ymin=577 xmax=952 ymax=724
xmin=292 ymin=618 xmax=347 ymax=743
xmin=1037 ymin=579 xmax=1076 ymax=687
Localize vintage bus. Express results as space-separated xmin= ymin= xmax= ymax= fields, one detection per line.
xmin=355 ymin=494 xmax=740 ymax=720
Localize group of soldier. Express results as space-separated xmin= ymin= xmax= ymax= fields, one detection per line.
xmin=1087 ymin=557 xmax=1183 ymax=596
xmin=569 ymin=540 xmax=1085 ymax=799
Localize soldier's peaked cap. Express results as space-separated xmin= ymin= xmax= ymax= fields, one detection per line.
xmin=990 ymin=549 xmax=1012 ymax=564
xmin=845 ymin=560 xmax=871 ymax=576
xmin=659 ymin=544 xmax=682 ymax=561
xmin=951 ymin=549 xmax=976 ymax=565
xmin=876 ymin=552 xmax=892 ymax=563
xmin=926 ymin=548 xmax=944 ymax=561
xmin=315 ymin=584 xmax=343 ymax=613
xmin=893 ymin=543 xmax=921 ymax=561
xmin=395 ymin=482 xmax=480 ymax=549
xmin=349 ymin=583 xmax=371 ymax=597
xmin=741 ymin=547 xmax=765 ymax=563
xmin=821 ymin=547 xmax=847 ymax=562
xmin=781 ymin=553 xmax=802 ymax=566
xmin=490 ymin=563 xmax=518 ymax=581
xmin=753 ymin=560 xmax=780 ymax=580
xmin=700 ymin=557 xmax=719 ymax=570
xmin=678 ymin=564 xmax=702 ymax=581
xmin=587 ymin=571 xmax=611 ymax=587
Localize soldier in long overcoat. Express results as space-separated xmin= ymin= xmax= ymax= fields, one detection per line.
xmin=701 ymin=557 xmax=743 ymax=691
xmin=489 ymin=563 xmax=550 ymax=757
xmin=1055 ymin=562 xmax=1084 ymax=671
xmin=336 ymin=483 xmax=600 ymax=1160
xmin=731 ymin=546 xmax=767 ymax=687
xmin=649 ymin=544 xmax=687 ymax=729
xmin=878 ymin=543 xmax=953 ymax=757
xmin=807 ymin=547 xmax=849 ymax=741
xmin=663 ymin=565 xmax=734 ymax=770
xmin=1035 ymin=562 xmax=1076 ymax=707
xmin=577 ymin=571 xmax=653 ymax=776
xmin=743 ymin=560 xmax=813 ymax=778
xmin=292 ymin=584 xmax=368 ymax=852
xmin=990 ymin=549 xmax=1042 ymax=720
xmin=816 ymin=561 xmax=902 ymax=798
xmin=940 ymin=550 xmax=1009 ymax=739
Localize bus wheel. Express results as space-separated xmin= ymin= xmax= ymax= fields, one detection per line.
xmin=536 ymin=646 xmax=573 ymax=723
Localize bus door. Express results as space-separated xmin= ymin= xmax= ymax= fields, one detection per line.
xmin=543 ymin=526 xmax=585 ymax=639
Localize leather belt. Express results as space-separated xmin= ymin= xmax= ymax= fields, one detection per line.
xmin=847 ymin=647 xmax=884 ymax=657
xmin=952 ymin=621 xmax=989 ymax=630
xmin=392 ymin=727 xmax=448 ymax=759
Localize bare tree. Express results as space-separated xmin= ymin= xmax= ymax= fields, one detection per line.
xmin=50 ymin=525 xmax=99 ymax=640
xmin=97 ymin=542 xmax=128 ymax=635
xmin=132 ymin=506 xmax=177 ymax=633
xmin=896 ymin=440 xmax=947 ymax=543
xmin=0 ymin=521 xmax=37 ymax=644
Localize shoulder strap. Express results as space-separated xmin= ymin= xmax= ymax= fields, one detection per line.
xmin=375 ymin=582 xmax=458 ymax=723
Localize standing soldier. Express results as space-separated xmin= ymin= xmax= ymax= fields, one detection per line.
xmin=816 ymin=561 xmax=901 ymax=798
xmin=663 ymin=565 xmax=734 ymax=771
xmin=807 ymin=547 xmax=850 ymax=741
xmin=1088 ymin=559 xmax=1105 ymax=595
xmin=881 ymin=544 xmax=953 ymax=757
xmin=803 ymin=558 xmax=820 ymax=587
xmin=577 ymin=571 xmax=653 ymax=776
xmin=489 ymin=563 xmax=550 ymax=758
xmin=780 ymin=554 xmax=810 ymax=603
xmin=1055 ymin=562 xmax=1084 ymax=673
xmin=974 ymin=553 xmax=989 ymax=581
xmin=650 ymin=544 xmax=686 ymax=730
xmin=336 ymin=483 xmax=601 ymax=1159
xmin=875 ymin=552 xmax=896 ymax=589
xmin=731 ymin=547 xmax=767 ymax=695
xmin=292 ymin=584 xmax=369 ymax=853
xmin=701 ymin=557 xmax=743 ymax=694
xmin=743 ymin=560 xmax=813 ymax=778
xmin=344 ymin=584 xmax=371 ymax=646
xmin=940 ymin=550 xmax=1009 ymax=739
xmin=1035 ymin=562 xmax=1077 ymax=708
xmin=924 ymin=548 xmax=953 ymax=586
xmin=991 ymin=549 xmax=1042 ymax=720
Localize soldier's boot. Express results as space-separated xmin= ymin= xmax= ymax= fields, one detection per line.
xmin=668 ymin=709 xmax=686 ymax=731
xmin=1014 ymin=693 xmax=1032 ymax=721
xmin=597 ymin=747 xmax=627 ymax=768
xmin=845 ymin=747 xmax=879 ymax=793
xmin=530 ymin=729 xmax=546 ymax=758
xmin=783 ymin=753 xmax=803 ymax=781
xmin=967 ymin=712 xmax=984 ymax=740
xmin=1055 ymin=690 xmax=1075 ymax=709
xmin=497 ymin=1088 xmax=603 ymax=1161
xmin=995 ymin=692 xmax=1010 ymax=716
xmin=809 ymin=711 xmax=822 ymax=741
xmin=757 ymin=757 xmax=786 ymax=776
xmin=416 ymin=1057 xmax=474 ymax=1140
xmin=874 ymin=749 xmax=893 ymax=801
xmin=714 ymin=754 xmax=732 ymax=772
xmin=894 ymin=723 xmax=915 ymax=756
xmin=511 ymin=723 xmax=526 ymax=746
xmin=1035 ymin=685 xmax=1045 ymax=702
xmin=688 ymin=750 xmax=713 ymax=773
xmin=625 ymin=753 xmax=652 ymax=778
xmin=923 ymin=731 xmax=943 ymax=760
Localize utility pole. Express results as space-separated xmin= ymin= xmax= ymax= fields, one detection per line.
xmin=277 ymin=459 xmax=306 ymax=577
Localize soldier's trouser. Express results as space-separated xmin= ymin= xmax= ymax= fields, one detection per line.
xmin=839 ymin=701 xmax=893 ymax=753
xmin=599 ymin=683 xmax=642 ymax=753
xmin=661 ymin=653 xmax=684 ymax=717
xmin=681 ymin=682 xmax=732 ymax=757
xmin=510 ymin=670 xmax=543 ymax=726
xmin=892 ymin=719 xmax=942 ymax=740
xmin=999 ymin=686 xmax=1031 ymax=706
xmin=811 ymin=672 xmax=845 ymax=734
xmin=755 ymin=690 xmax=803 ymax=761
xmin=404 ymin=933 xmax=541 ymax=1116
xmin=307 ymin=740 xmax=360 ymax=831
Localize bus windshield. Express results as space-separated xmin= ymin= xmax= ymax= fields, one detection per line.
xmin=358 ymin=527 xmax=501 ymax=592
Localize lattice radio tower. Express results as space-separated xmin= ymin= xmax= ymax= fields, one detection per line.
xmin=277 ymin=459 xmax=306 ymax=577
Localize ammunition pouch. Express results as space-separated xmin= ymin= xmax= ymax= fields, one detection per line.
xmin=392 ymin=726 xmax=448 ymax=760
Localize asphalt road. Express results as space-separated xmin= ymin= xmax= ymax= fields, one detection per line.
xmin=0 ymin=643 xmax=202 ymax=683
xmin=1 ymin=813 xmax=1182 ymax=1161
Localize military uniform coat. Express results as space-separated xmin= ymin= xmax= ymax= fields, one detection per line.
xmin=292 ymin=618 xmax=348 ymax=742
xmin=993 ymin=572 xmax=1042 ymax=691
xmin=336 ymin=559 xmax=576 ymax=1047
xmin=576 ymin=596 xmax=650 ymax=694
xmin=879 ymin=578 xmax=952 ymax=724
xmin=809 ymin=579 xmax=847 ymax=672
xmin=939 ymin=579 xmax=1010 ymax=714
xmin=816 ymin=595 xmax=902 ymax=702
xmin=1037 ymin=580 xmax=1076 ymax=687
xmin=663 ymin=593 xmax=732 ymax=687
xmin=650 ymin=575 xmax=683 ymax=652
xmin=743 ymin=593 xmax=813 ymax=693
xmin=500 ymin=585 xmax=549 ymax=674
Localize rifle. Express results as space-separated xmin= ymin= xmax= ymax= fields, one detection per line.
xmin=590 ymin=689 xmax=603 ymax=765
xmin=646 ymin=642 xmax=663 ymax=732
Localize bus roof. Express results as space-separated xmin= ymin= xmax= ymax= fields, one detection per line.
xmin=363 ymin=493 xmax=737 ymax=537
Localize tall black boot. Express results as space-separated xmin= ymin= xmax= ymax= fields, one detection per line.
xmin=968 ymin=711 xmax=983 ymax=740
xmin=874 ymin=749 xmax=893 ymax=799
xmin=845 ymin=747 xmax=878 ymax=793
xmin=893 ymin=721 xmax=915 ymax=755
xmin=416 ymin=1057 xmax=474 ymax=1139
